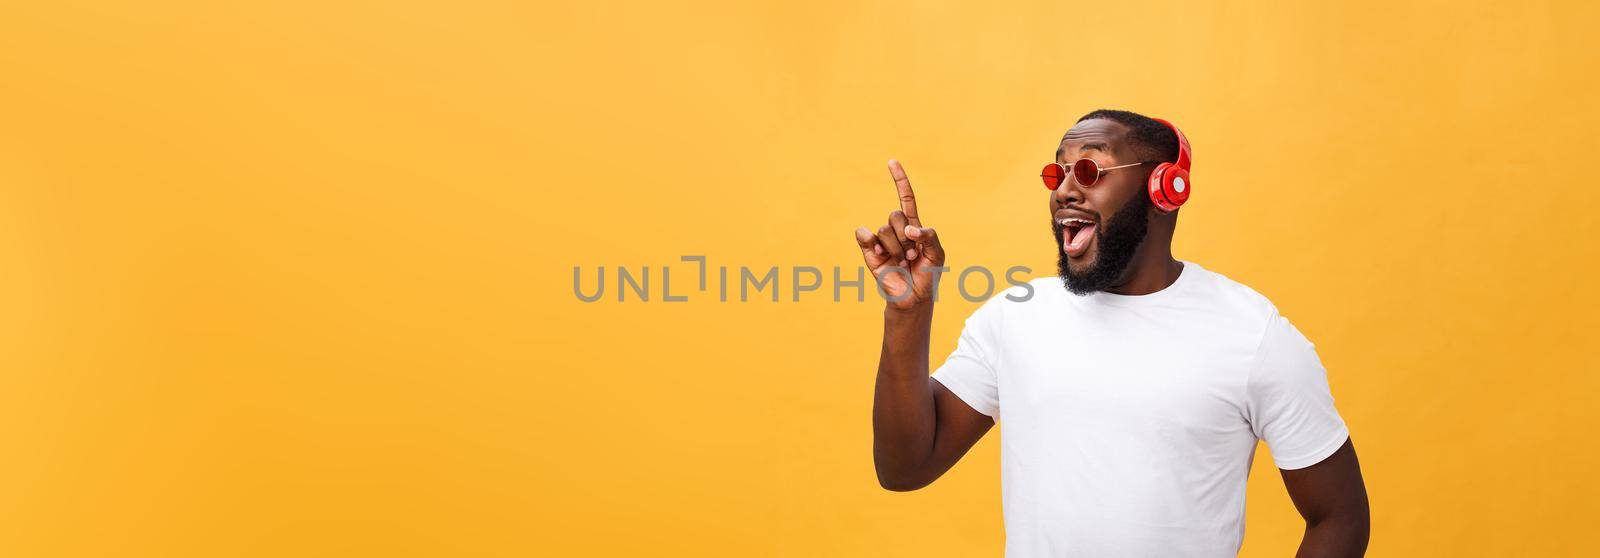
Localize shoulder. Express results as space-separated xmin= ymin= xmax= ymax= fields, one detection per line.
xmin=1183 ymin=261 xmax=1281 ymax=323
xmin=957 ymin=276 xmax=1065 ymax=323
xmin=971 ymin=276 xmax=1064 ymax=306
xmin=1185 ymin=263 xmax=1327 ymax=369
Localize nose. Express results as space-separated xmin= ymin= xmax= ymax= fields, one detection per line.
xmin=1053 ymin=171 xmax=1085 ymax=206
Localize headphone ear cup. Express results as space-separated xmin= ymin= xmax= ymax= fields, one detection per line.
xmin=1147 ymin=163 xmax=1181 ymax=213
xmin=1163 ymin=166 xmax=1190 ymax=209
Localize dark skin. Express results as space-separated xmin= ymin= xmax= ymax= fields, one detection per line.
xmin=853 ymin=118 xmax=1370 ymax=556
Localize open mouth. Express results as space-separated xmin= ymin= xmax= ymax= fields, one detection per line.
xmin=1058 ymin=217 xmax=1097 ymax=258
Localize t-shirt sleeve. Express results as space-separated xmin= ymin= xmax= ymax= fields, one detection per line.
xmin=930 ymin=300 xmax=1002 ymax=418
xmin=1246 ymin=313 xmax=1350 ymax=470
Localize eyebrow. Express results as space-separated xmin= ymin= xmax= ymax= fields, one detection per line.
xmin=1055 ymin=141 xmax=1110 ymax=161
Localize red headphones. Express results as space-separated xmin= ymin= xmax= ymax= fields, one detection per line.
xmin=1146 ymin=118 xmax=1192 ymax=213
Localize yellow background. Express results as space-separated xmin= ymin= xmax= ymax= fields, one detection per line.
xmin=2 ymin=1 xmax=1597 ymax=556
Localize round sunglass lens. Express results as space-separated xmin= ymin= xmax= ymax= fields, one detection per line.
xmin=1041 ymin=163 xmax=1066 ymax=190
xmin=1073 ymin=158 xmax=1100 ymax=187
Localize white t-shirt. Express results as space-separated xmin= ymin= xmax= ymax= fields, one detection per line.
xmin=932 ymin=261 xmax=1349 ymax=558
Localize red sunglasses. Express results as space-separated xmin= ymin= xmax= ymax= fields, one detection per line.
xmin=1040 ymin=159 xmax=1152 ymax=190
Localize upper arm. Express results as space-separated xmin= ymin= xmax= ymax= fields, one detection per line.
xmin=1280 ymin=437 xmax=1370 ymax=529
xmin=897 ymin=296 xmax=1002 ymax=489
xmin=1248 ymin=314 xmax=1350 ymax=469
xmin=919 ymin=379 xmax=994 ymax=481
xmin=1252 ymin=314 xmax=1368 ymax=550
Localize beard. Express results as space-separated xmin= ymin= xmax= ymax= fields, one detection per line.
xmin=1055 ymin=194 xmax=1150 ymax=295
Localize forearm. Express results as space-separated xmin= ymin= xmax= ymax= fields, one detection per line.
xmin=1295 ymin=514 xmax=1370 ymax=558
xmin=872 ymin=304 xmax=937 ymax=488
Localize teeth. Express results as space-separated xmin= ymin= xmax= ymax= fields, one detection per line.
xmin=1058 ymin=218 xmax=1093 ymax=226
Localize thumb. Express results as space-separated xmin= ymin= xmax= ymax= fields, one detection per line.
xmin=904 ymin=225 xmax=943 ymax=263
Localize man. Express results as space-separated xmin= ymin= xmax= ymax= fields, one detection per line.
xmin=852 ymin=109 xmax=1369 ymax=557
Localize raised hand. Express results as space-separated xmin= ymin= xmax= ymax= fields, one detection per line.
xmin=854 ymin=159 xmax=946 ymax=311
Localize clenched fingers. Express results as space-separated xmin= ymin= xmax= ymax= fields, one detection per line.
xmin=855 ymin=227 xmax=886 ymax=266
xmin=888 ymin=210 xmax=913 ymax=260
xmin=876 ymin=224 xmax=905 ymax=262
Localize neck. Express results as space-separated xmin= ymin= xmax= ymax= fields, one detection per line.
xmin=1106 ymin=217 xmax=1181 ymax=296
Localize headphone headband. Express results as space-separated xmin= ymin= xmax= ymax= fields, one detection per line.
xmin=1149 ymin=117 xmax=1191 ymax=171
xmin=1145 ymin=117 xmax=1192 ymax=213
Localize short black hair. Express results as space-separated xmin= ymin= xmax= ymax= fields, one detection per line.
xmin=1076 ymin=109 xmax=1180 ymax=165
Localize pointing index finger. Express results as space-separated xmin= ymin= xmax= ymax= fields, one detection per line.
xmin=887 ymin=159 xmax=921 ymax=226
